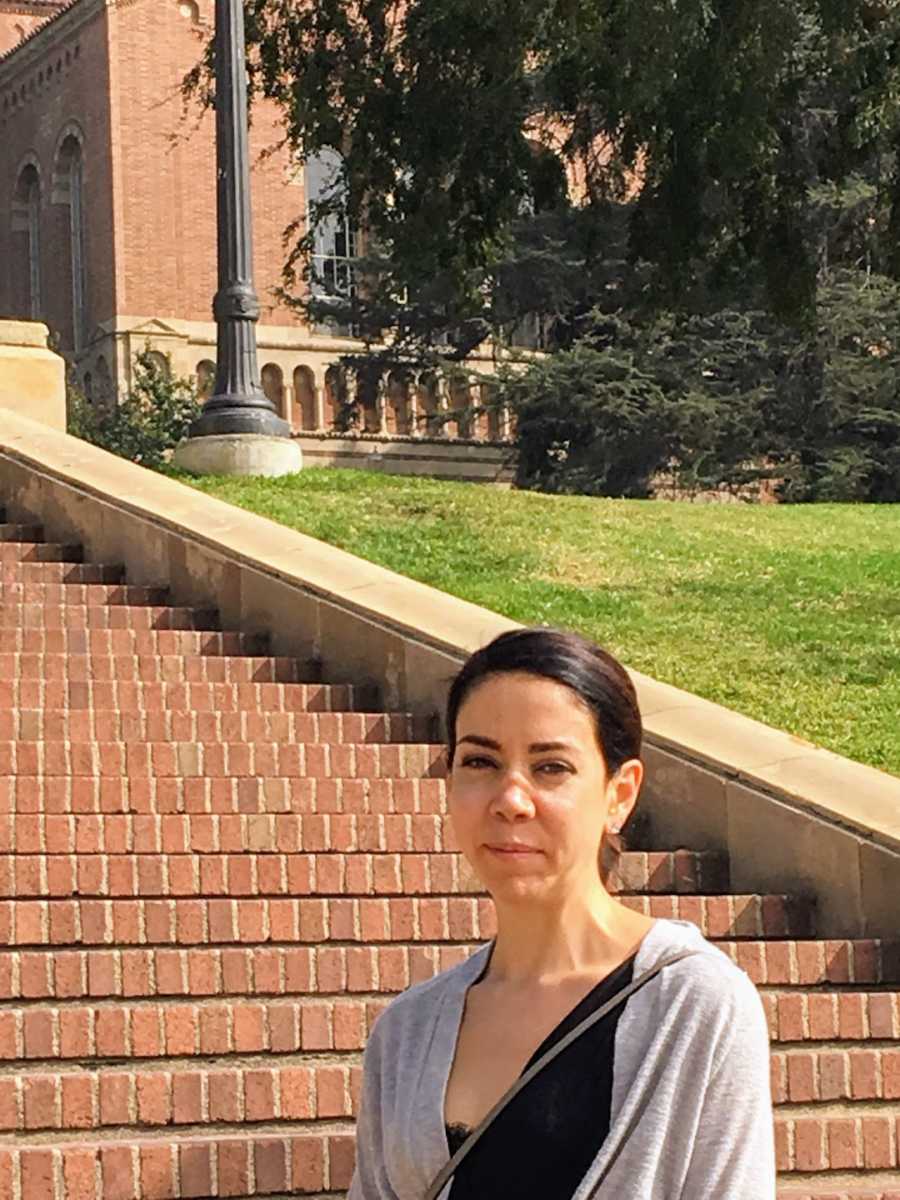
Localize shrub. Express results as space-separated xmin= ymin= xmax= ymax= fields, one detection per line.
xmin=68 ymin=350 xmax=200 ymax=471
xmin=501 ymin=269 xmax=900 ymax=502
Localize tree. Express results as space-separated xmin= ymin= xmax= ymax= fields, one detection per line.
xmin=184 ymin=0 xmax=900 ymax=361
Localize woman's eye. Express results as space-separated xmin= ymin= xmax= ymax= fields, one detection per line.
xmin=536 ymin=761 xmax=573 ymax=776
xmin=459 ymin=755 xmax=496 ymax=770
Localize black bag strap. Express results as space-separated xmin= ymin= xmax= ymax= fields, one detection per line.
xmin=424 ymin=948 xmax=701 ymax=1200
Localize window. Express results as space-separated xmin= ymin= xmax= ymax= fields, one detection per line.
xmin=196 ymin=359 xmax=216 ymax=400
xmin=13 ymin=163 xmax=42 ymax=318
xmin=386 ymin=372 xmax=410 ymax=435
xmin=144 ymin=350 xmax=171 ymax=379
xmin=293 ymin=365 xmax=317 ymax=431
xmin=323 ymin=364 xmax=345 ymax=429
xmin=305 ymin=149 xmax=357 ymax=335
xmin=261 ymin=363 xmax=285 ymax=415
xmin=55 ymin=132 xmax=87 ymax=351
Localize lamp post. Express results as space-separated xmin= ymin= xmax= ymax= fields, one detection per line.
xmin=174 ymin=0 xmax=301 ymax=476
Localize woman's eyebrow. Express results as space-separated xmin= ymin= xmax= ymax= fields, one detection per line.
xmin=457 ymin=734 xmax=501 ymax=750
xmin=456 ymin=735 xmax=577 ymax=753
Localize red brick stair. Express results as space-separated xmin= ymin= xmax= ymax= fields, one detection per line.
xmin=0 ymin=512 xmax=897 ymax=1199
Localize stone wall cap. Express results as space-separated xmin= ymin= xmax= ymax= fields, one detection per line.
xmin=2 ymin=409 xmax=899 ymax=854
xmin=0 ymin=320 xmax=51 ymax=349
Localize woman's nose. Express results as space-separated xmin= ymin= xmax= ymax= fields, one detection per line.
xmin=490 ymin=773 xmax=535 ymax=819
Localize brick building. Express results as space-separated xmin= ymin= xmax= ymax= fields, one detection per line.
xmin=0 ymin=0 xmax=505 ymax=438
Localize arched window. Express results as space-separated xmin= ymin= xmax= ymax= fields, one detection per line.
xmin=196 ymin=359 xmax=216 ymax=400
xmin=55 ymin=131 xmax=87 ymax=351
xmin=292 ymin=366 xmax=317 ymax=431
xmin=449 ymin=378 xmax=472 ymax=439
xmin=386 ymin=372 xmax=410 ymax=435
xmin=417 ymin=373 xmax=441 ymax=437
xmin=305 ymin=148 xmax=357 ymax=334
xmin=323 ymin=365 xmax=344 ymax=429
xmin=355 ymin=367 xmax=380 ymax=434
xmin=12 ymin=162 xmax=42 ymax=319
xmin=482 ymin=382 xmax=503 ymax=441
xmin=261 ymin=363 xmax=285 ymax=416
xmin=95 ymin=356 xmax=113 ymax=410
xmin=143 ymin=350 xmax=171 ymax=379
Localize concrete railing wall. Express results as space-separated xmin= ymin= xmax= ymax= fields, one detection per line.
xmin=292 ymin=434 xmax=515 ymax=484
xmin=1 ymin=410 xmax=898 ymax=938
xmin=0 ymin=320 xmax=66 ymax=430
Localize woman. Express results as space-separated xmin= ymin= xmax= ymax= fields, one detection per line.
xmin=349 ymin=628 xmax=775 ymax=1200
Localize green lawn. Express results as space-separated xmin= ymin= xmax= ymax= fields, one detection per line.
xmin=177 ymin=468 xmax=900 ymax=776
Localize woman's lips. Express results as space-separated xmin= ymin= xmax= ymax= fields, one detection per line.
xmin=483 ymin=843 xmax=542 ymax=856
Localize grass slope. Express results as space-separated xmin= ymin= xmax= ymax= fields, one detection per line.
xmin=179 ymin=469 xmax=900 ymax=776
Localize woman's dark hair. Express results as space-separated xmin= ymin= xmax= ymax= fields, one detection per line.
xmin=446 ymin=627 xmax=642 ymax=772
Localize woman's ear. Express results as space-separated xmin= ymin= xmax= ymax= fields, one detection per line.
xmin=604 ymin=758 xmax=643 ymax=836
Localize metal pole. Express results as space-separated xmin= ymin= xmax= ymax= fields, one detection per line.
xmin=189 ymin=0 xmax=290 ymax=438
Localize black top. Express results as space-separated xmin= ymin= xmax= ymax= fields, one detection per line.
xmin=444 ymin=954 xmax=636 ymax=1200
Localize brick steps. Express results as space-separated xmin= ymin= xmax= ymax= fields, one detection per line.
xmin=0 ymin=629 xmax=271 ymax=655
xmin=0 ymin=996 xmax=379 ymax=1058
xmin=775 ymin=1112 xmax=900 ymax=1173
xmin=0 ymin=519 xmax=894 ymax=1200
xmin=0 ymin=603 xmax=218 ymax=629
xmin=0 ymin=814 xmax=706 ymax=860
xmin=0 ymin=741 xmax=446 ymax=778
xmin=0 ymin=846 xmax=731 ymax=894
xmin=0 ymin=583 xmax=171 ymax=605
xmin=0 ymin=523 xmax=44 ymax=541
xmin=2 ymin=948 xmax=898 ymax=1010
xmin=5 ymin=992 xmax=894 ymax=1063
xmin=780 ymin=1185 xmax=900 ymax=1200
xmin=0 ymin=541 xmax=83 ymax=562
xmin=0 ymin=893 xmax=811 ymax=945
xmin=0 ymin=1061 xmax=363 ymax=1133
xmin=0 ymin=653 xmax=319 ymax=683
xmin=1 ymin=562 xmax=123 ymax=583
xmin=1 ymin=936 xmax=897 ymax=993
xmin=771 ymin=1047 xmax=900 ymax=1103
xmin=0 ymin=775 xmax=441 ymax=814
xmin=0 ymin=710 xmax=434 ymax=743
xmin=0 ymin=942 xmax=472 ymax=1001
xmin=1 ymin=1089 xmax=897 ymax=1181
xmin=0 ymin=1132 xmax=356 ymax=1199
xmin=764 ymin=993 xmax=900 ymax=1042
xmin=0 ymin=680 xmax=381 ymax=714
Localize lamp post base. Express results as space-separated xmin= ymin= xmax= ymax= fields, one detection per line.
xmin=173 ymin=433 xmax=303 ymax=478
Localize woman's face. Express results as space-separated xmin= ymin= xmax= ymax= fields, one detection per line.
xmin=448 ymin=671 xmax=641 ymax=903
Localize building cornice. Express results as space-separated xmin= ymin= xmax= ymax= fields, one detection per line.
xmin=0 ymin=3 xmax=65 ymax=16
xmin=0 ymin=0 xmax=101 ymax=77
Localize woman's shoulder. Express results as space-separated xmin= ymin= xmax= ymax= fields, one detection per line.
xmin=636 ymin=918 xmax=766 ymax=1019
xmin=367 ymin=943 xmax=492 ymax=1049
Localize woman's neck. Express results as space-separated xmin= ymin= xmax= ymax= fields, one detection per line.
xmin=486 ymin=884 xmax=654 ymax=987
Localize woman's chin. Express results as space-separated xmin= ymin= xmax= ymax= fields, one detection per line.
xmin=481 ymin=863 xmax=555 ymax=902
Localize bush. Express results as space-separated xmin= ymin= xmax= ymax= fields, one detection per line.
xmin=501 ymin=269 xmax=900 ymax=502
xmin=502 ymin=346 xmax=679 ymax=497
xmin=68 ymin=350 xmax=200 ymax=471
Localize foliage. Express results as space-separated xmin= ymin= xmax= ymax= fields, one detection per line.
xmin=68 ymin=350 xmax=200 ymax=470
xmin=503 ymin=268 xmax=900 ymax=501
xmin=176 ymin=467 xmax=900 ymax=776
xmin=181 ymin=2 xmax=900 ymax=496
xmin=183 ymin=0 xmax=900 ymax=348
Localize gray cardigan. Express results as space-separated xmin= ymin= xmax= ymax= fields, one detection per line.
xmin=349 ymin=919 xmax=776 ymax=1200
